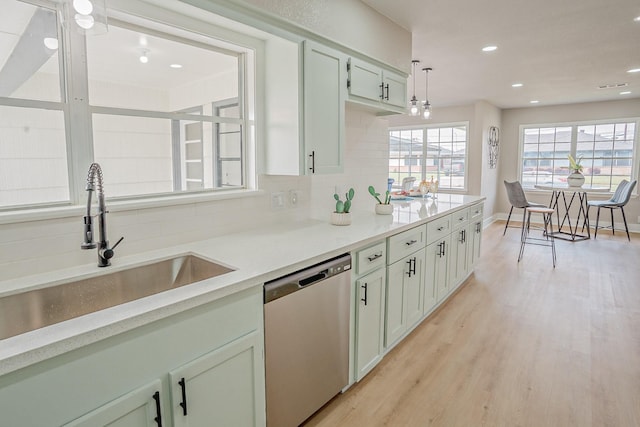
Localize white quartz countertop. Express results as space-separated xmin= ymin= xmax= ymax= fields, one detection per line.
xmin=0 ymin=194 xmax=484 ymax=375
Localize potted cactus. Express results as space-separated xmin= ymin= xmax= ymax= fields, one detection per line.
xmin=368 ymin=185 xmax=393 ymax=215
xmin=331 ymin=188 xmax=355 ymax=225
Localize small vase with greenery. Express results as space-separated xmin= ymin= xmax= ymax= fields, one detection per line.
xmin=331 ymin=188 xmax=355 ymax=225
xmin=567 ymin=154 xmax=585 ymax=187
xmin=368 ymin=185 xmax=393 ymax=215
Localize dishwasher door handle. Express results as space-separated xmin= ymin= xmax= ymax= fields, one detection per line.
xmin=299 ymin=271 xmax=328 ymax=287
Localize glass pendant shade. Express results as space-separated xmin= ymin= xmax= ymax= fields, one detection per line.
xmin=408 ymin=60 xmax=420 ymax=116
xmin=409 ymin=97 xmax=420 ymax=116
xmin=422 ymin=101 xmax=431 ymax=119
xmin=422 ymin=67 xmax=432 ymax=119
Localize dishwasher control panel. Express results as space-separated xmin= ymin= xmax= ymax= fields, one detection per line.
xmin=264 ymin=254 xmax=351 ymax=304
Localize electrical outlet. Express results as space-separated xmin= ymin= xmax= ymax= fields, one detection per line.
xmin=271 ymin=192 xmax=285 ymax=209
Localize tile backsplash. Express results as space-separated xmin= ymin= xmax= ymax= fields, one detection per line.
xmin=0 ymin=105 xmax=390 ymax=283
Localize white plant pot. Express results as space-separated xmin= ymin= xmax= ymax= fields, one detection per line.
xmin=567 ymin=172 xmax=585 ymax=188
xmin=331 ymin=212 xmax=352 ymax=226
xmin=375 ymin=204 xmax=394 ymax=215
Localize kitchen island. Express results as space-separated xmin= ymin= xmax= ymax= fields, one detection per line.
xmin=0 ymin=194 xmax=484 ymax=426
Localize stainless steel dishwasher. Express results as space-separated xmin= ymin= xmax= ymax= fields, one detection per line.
xmin=264 ymin=253 xmax=352 ymax=427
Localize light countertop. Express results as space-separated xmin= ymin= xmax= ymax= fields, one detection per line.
xmin=0 ymin=193 xmax=484 ymax=376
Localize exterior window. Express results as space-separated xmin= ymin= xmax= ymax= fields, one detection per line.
xmin=0 ymin=0 xmax=255 ymax=211
xmin=389 ymin=123 xmax=468 ymax=190
xmin=520 ymin=121 xmax=637 ymax=192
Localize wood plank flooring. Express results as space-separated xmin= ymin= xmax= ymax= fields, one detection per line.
xmin=305 ymin=222 xmax=640 ymax=427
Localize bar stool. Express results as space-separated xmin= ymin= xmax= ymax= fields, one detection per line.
xmin=518 ymin=206 xmax=557 ymax=268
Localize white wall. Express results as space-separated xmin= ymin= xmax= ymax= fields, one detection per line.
xmin=499 ymin=98 xmax=640 ymax=227
xmin=232 ymin=0 xmax=411 ymax=72
xmin=475 ymin=101 xmax=501 ymax=220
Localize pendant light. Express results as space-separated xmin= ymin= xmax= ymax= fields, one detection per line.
xmin=408 ymin=60 xmax=420 ymax=116
xmin=422 ymin=67 xmax=432 ymax=119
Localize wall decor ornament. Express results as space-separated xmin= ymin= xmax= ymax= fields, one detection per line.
xmin=488 ymin=126 xmax=500 ymax=168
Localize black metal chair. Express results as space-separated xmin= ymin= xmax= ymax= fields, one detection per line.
xmin=587 ymin=179 xmax=637 ymax=241
xmin=503 ymin=180 xmax=547 ymax=236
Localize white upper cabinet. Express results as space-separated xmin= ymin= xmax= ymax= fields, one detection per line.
xmin=347 ymin=57 xmax=407 ymax=114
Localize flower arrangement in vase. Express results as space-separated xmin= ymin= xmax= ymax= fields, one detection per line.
xmin=331 ymin=188 xmax=355 ymax=225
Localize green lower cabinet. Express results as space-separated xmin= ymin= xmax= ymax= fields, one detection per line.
xmin=354 ymin=268 xmax=386 ymax=381
xmin=385 ymin=248 xmax=425 ymax=348
xmin=424 ymin=235 xmax=450 ymax=313
xmin=65 ymin=380 xmax=163 ymax=427
xmin=64 ymin=332 xmax=263 ymax=427
xmin=468 ymin=220 xmax=483 ymax=271
xmin=169 ymin=332 xmax=264 ymax=427
xmin=0 ymin=287 xmax=265 ymax=427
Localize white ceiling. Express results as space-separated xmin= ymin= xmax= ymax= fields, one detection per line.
xmin=362 ymin=0 xmax=640 ymax=109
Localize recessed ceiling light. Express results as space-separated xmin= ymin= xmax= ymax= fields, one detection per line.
xmin=170 ymin=64 xmax=183 ymax=69
xmin=43 ymin=37 xmax=58 ymax=50
xmin=73 ymin=0 xmax=93 ymax=15
xmin=482 ymin=45 xmax=497 ymax=52
xmin=620 ymin=91 xmax=632 ymax=95
xmin=628 ymin=68 xmax=640 ymax=73
xmin=530 ymin=100 xmax=539 ymax=104
xmin=512 ymin=83 xmax=523 ymax=88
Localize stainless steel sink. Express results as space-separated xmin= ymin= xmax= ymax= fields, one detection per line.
xmin=0 ymin=254 xmax=234 ymax=340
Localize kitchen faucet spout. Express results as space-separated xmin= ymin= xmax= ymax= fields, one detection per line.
xmin=81 ymin=163 xmax=123 ymax=267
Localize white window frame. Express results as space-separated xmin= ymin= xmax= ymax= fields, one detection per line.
xmin=518 ymin=118 xmax=640 ymax=194
xmin=388 ymin=121 xmax=469 ymax=192
xmin=0 ymin=0 xmax=263 ymax=219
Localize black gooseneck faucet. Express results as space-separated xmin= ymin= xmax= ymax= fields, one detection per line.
xmin=81 ymin=163 xmax=124 ymax=267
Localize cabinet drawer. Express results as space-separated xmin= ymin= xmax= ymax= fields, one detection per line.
xmin=426 ymin=215 xmax=451 ymax=245
xmin=469 ymin=203 xmax=483 ymax=221
xmin=355 ymin=242 xmax=386 ymax=276
xmin=451 ymin=209 xmax=469 ymax=231
xmin=387 ymin=225 xmax=426 ymax=264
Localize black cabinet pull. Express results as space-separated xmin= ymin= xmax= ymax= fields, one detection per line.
xmin=308 ymin=151 xmax=315 ymax=173
xmin=384 ymin=83 xmax=390 ymax=100
xmin=476 ymin=222 xmax=481 ymax=233
xmin=379 ymin=82 xmax=384 ymax=99
xmin=361 ymin=282 xmax=368 ymax=306
xmin=367 ymin=252 xmax=383 ymax=262
xmin=178 ymin=377 xmax=188 ymax=416
xmin=153 ymin=391 xmax=162 ymax=427
xmin=437 ymin=242 xmax=443 ymax=257
xmin=406 ymin=257 xmax=416 ymax=276
xmin=442 ymin=241 xmax=446 ymax=257
xmin=405 ymin=239 xmax=418 ymax=246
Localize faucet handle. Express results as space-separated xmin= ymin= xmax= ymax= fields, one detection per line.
xmin=102 ymin=237 xmax=124 ymax=261
xmin=111 ymin=236 xmax=124 ymax=250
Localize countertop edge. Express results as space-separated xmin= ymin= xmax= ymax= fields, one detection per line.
xmin=0 ymin=195 xmax=485 ymax=376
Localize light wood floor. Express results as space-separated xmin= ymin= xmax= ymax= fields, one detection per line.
xmin=305 ymin=222 xmax=640 ymax=427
